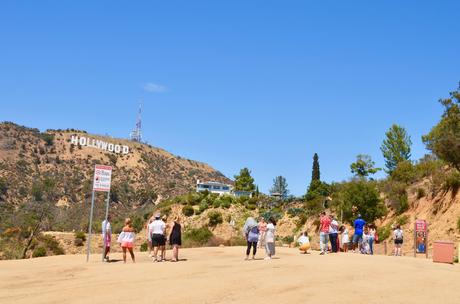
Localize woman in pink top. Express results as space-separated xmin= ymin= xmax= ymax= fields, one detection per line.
xmin=258 ymin=218 xmax=267 ymax=248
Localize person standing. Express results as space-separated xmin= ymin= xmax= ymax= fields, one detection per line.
xmin=329 ymin=215 xmax=339 ymax=253
xmin=368 ymin=224 xmax=376 ymax=255
xmin=319 ymin=212 xmax=331 ymax=255
xmin=243 ymin=217 xmax=259 ymax=260
xmin=146 ymin=216 xmax=154 ymax=258
xmin=352 ymin=214 xmax=366 ymax=252
xmin=257 ymin=217 xmax=267 ymax=249
xmin=101 ymin=215 xmax=112 ymax=262
xmin=169 ymin=217 xmax=182 ymax=262
xmin=117 ymin=218 xmax=136 ymax=263
xmin=264 ymin=217 xmax=276 ymax=260
xmin=339 ymin=225 xmax=349 ymax=252
xmin=149 ymin=213 xmax=166 ymax=262
xmin=393 ymin=225 xmax=404 ymax=256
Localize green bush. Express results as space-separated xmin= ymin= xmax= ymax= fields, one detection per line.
xmin=40 ymin=133 xmax=54 ymax=146
xmin=212 ymin=199 xmax=222 ymax=208
xmin=281 ymin=236 xmax=294 ymax=244
xmin=397 ymin=193 xmax=409 ymax=215
xmin=183 ymin=227 xmax=213 ymax=247
xmin=395 ymin=215 xmax=409 ymax=226
xmin=391 ymin=161 xmax=416 ymax=183
xmin=208 ymin=211 xmax=223 ymax=227
xmin=74 ymin=231 xmax=86 ymax=242
xmin=40 ymin=235 xmax=65 ymax=255
xmin=377 ymin=224 xmax=392 ymax=242
xmin=140 ymin=242 xmax=148 ymax=252
xmin=442 ymin=171 xmax=460 ymax=192
xmin=32 ymin=246 xmax=47 ymax=258
xmin=132 ymin=216 xmax=144 ymax=232
xmin=221 ymin=200 xmax=231 ymax=209
xmin=182 ymin=205 xmax=195 ymax=217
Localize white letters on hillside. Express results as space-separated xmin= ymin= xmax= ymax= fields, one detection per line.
xmin=70 ymin=135 xmax=130 ymax=154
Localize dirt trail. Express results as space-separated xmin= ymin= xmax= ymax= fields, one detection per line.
xmin=1 ymin=247 xmax=459 ymax=304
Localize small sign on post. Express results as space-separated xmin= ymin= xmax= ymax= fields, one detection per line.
xmin=414 ymin=219 xmax=428 ymax=258
xmin=87 ymin=165 xmax=112 ymax=262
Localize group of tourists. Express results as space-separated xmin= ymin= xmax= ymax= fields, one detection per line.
xmin=100 ymin=210 xmax=405 ymax=263
xmin=101 ymin=213 xmax=182 ymax=264
xmin=317 ymin=212 xmax=404 ymax=256
xmin=242 ymin=217 xmax=277 ymax=260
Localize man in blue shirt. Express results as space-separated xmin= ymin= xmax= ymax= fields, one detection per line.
xmin=352 ymin=214 xmax=366 ymax=252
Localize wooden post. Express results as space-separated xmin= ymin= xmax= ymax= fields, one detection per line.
xmin=384 ymin=240 xmax=387 ymax=255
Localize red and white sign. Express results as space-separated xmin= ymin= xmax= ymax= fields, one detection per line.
xmin=93 ymin=165 xmax=112 ymax=192
xmin=415 ymin=220 xmax=427 ymax=232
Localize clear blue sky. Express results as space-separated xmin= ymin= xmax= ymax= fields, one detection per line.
xmin=1 ymin=1 xmax=459 ymax=195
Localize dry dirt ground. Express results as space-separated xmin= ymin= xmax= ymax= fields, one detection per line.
xmin=0 ymin=246 xmax=459 ymax=304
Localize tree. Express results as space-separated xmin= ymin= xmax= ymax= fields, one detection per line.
xmin=350 ymin=154 xmax=381 ymax=178
xmin=311 ymin=153 xmax=320 ymax=182
xmin=270 ymin=176 xmax=289 ymax=199
xmin=335 ymin=180 xmax=387 ymax=223
xmin=381 ymin=124 xmax=412 ymax=173
xmin=234 ymin=168 xmax=255 ymax=192
xmin=422 ymin=84 xmax=460 ymax=170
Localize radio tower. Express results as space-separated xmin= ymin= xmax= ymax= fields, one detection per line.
xmin=130 ymin=102 xmax=142 ymax=142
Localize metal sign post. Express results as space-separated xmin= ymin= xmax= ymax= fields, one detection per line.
xmin=86 ymin=165 xmax=112 ymax=262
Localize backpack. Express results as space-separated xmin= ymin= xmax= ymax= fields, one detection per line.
xmin=395 ymin=229 xmax=403 ymax=240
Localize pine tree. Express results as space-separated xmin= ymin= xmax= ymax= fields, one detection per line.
xmin=234 ymin=168 xmax=255 ymax=192
xmin=380 ymin=124 xmax=412 ymax=173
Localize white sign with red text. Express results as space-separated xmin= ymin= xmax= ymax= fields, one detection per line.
xmin=93 ymin=165 xmax=112 ymax=192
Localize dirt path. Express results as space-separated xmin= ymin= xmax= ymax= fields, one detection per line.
xmin=0 ymin=247 xmax=459 ymax=304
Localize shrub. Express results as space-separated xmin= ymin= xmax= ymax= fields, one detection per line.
xmin=281 ymin=236 xmax=294 ymax=244
xmin=377 ymin=224 xmax=392 ymax=242
xmin=183 ymin=227 xmax=213 ymax=247
xmin=390 ymin=161 xmax=416 ymax=183
xmin=208 ymin=211 xmax=223 ymax=227
xmin=39 ymin=235 xmax=62 ymax=254
xmin=395 ymin=215 xmax=409 ymax=226
xmin=397 ymin=193 xmax=409 ymax=215
xmin=198 ymin=202 xmax=209 ymax=213
xmin=442 ymin=171 xmax=460 ymax=192
xmin=416 ymin=188 xmax=426 ymax=200
xmin=140 ymin=242 xmax=148 ymax=252
xmin=295 ymin=213 xmax=308 ymax=230
xmin=74 ymin=231 xmax=86 ymax=242
xmin=212 ymin=199 xmax=222 ymax=208
xmin=287 ymin=208 xmax=304 ymax=217
xmin=32 ymin=246 xmax=47 ymax=258
xmin=182 ymin=205 xmax=195 ymax=217
xmin=40 ymin=133 xmax=54 ymax=146
xmin=457 ymin=217 xmax=460 ymax=231
xmin=132 ymin=216 xmax=144 ymax=232
xmin=221 ymin=200 xmax=231 ymax=209
xmin=0 ymin=177 xmax=7 ymax=196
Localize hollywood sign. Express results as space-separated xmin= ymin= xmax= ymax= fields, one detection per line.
xmin=70 ymin=135 xmax=130 ymax=154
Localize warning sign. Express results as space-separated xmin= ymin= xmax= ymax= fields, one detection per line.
xmin=93 ymin=165 xmax=112 ymax=192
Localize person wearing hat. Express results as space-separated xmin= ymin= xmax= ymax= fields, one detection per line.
xmin=148 ymin=213 xmax=166 ymax=262
xmin=352 ymin=214 xmax=366 ymax=253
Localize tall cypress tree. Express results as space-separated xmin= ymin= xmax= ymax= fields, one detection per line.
xmin=311 ymin=153 xmax=320 ymax=182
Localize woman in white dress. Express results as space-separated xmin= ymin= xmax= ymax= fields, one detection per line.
xmin=339 ymin=225 xmax=349 ymax=252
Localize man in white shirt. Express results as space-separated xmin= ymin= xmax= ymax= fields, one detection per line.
xmin=101 ymin=215 xmax=112 ymax=262
xmin=148 ymin=213 xmax=166 ymax=262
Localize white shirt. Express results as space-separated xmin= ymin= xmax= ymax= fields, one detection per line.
xmin=102 ymin=220 xmax=111 ymax=237
xmin=298 ymin=235 xmax=310 ymax=246
xmin=117 ymin=231 xmax=135 ymax=243
xmin=329 ymin=219 xmax=339 ymax=234
xmin=265 ymin=223 xmax=275 ymax=243
xmin=149 ymin=220 xmax=166 ymax=235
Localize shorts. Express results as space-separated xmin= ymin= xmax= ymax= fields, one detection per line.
xmin=394 ymin=239 xmax=403 ymax=245
xmin=121 ymin=242 xmax=133 ymax=249
xmin=152 ymin=234 xmax=166 ymax=246
xmin=352 ymin=234 xmax=363 ymax=244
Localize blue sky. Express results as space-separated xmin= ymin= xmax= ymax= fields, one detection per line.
xmin=1 ymin=1 xmax=459 ymax=195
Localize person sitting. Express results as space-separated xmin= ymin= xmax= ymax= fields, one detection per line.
xmin=298 ymin=231 xmax=311 ymax=254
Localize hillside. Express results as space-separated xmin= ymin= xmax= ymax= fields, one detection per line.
xmin=0 ymin=122 xmax=231 ymax=232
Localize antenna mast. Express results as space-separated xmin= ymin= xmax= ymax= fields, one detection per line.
xmin=130 ymin=101 xmax=142 ymax=142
